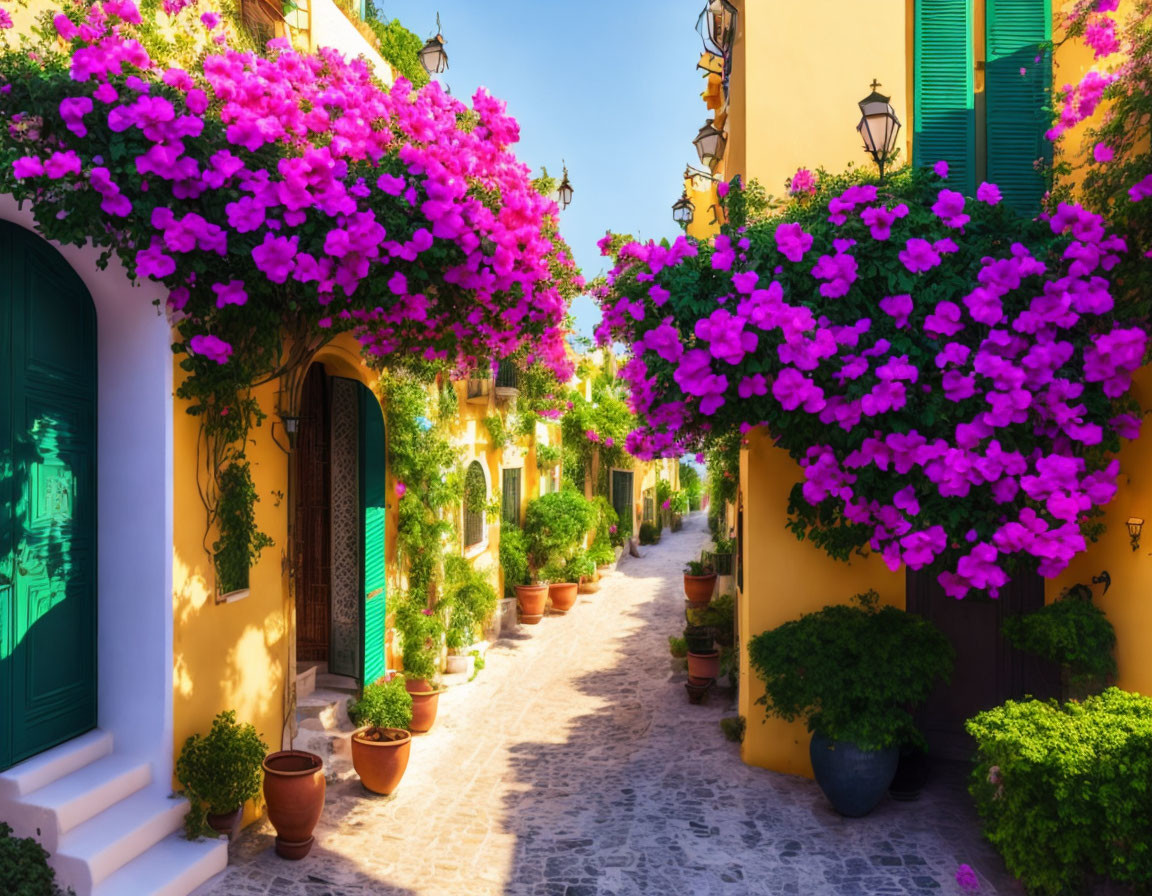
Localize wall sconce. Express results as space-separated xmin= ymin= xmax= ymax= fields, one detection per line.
xmin=271 ymin=410 xmax=301 ymax=455
xmin=1127 ymin=517 xmax=1143 ymax=552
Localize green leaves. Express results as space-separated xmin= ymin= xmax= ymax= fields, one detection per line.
xmin=175 ymin=710 xmax=267 ymax=836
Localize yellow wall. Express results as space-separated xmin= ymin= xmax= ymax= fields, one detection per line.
xmin=737 ymin=429 xmax=903 ymax=777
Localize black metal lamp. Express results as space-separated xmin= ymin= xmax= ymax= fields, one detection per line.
xmin=857 ymin=79 xmax=902 ymax=181
xmin=557 ymin=163 xmax=573 ymax=210
xmin=672 ymin=191 xmax=695 ymax=228
xmin=419 ymin=14 xmax=448 ymax=75
xmin=693 ymin=119 xmax=726 ymax=168
xmin=1127 ymin=517 xmax=1144 ymax=551
xmin=696 ymin=0 xmax=737 ymax=56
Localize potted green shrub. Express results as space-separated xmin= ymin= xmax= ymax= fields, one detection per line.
xmin=570 ymin=550 xmax=599 ymax=594
xmin=638 ymin=521 xmax=660 ymax=545
xmin=393 ymin=592 xmax=445 ymax=732
xmin=442 ymin=554 xmax=498 ymax=670
xmin=748 ymin=591 xmax=953 ymax=817
xmin=683 ymin=554 xmax=717 ymax=605
xmin=524 ymin=489 xmax=593 ymax=614
xmin=175 ymin=710 xmax=268 ymax=839
xmin=347 ymin=675 xmax=414 ymax=795
xmin=500 ymin=522 xmax=544 ymax=624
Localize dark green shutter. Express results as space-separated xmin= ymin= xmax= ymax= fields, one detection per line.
xmin=914 ymin=0 xmax=976 ymax=196
xmin=501 ymin=468 xmax=521 ymax=527
xmin=986 ymin=0 xmax=1052 ymax=215
xmin=358 ymin=385 xmax=387 ymax=687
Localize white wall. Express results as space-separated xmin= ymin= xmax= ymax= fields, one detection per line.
xmin=310 ymin=0 xmax=394 ymax=86
xmin=0 ymin=195 xmax=175 ymax=785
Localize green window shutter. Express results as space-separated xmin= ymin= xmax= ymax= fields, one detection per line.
xmin=501 ymin=468 xmax=521 ymax=527
xmin=986 ymin=0 xmax=1052 ymax=216
xmin=914 ymin=0 xmax=976 ymax=196
xmin=359 ymin=386 xmax=387 ymax=687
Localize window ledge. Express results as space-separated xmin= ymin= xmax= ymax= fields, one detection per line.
xmin=463 ymin=538 xmax=488 ymax=560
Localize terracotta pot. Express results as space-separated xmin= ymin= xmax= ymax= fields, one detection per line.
xmin=262 ymin=750 xmax=325 ymax=860
xmin=683 ymin=573 xmax=717 ymax=605
xmin=205 ymin=807 xmax=241 ymax=840
xmin=405 ymin=680 xmax=441 ymax=733
xmin=548 ymin=582 xmax=579 ymax=613
xmin=516 ymin=583 xmax=548 ymax=624
xmin=578 ymin=579 xmax=601 ymax=594
xmin=687 ymin=650 xmax=721 ymax=679
xmin=351 ymin=727 xmax=412 ymax=795
xmin=685 ymin=675 xmax=714 ymax=705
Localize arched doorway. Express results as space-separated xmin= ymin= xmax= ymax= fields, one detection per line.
xmin=293 ymin=365 xmax=387 ymax=687
xmin=0 ymin=220 xmax=97 ymax=770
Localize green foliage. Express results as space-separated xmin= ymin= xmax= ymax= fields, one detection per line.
xmin=967 ymin=689 xmax=1152 ymax=895
xmin=482 ymin=414 xmax=510 ymax=450
xmin=393 ymin=591 xmax=444 ymax=683
xmin=588 ymin=496 xmax=619 ymax=555
xmin=655 ymin=478 xmax=673 ymax=509
xmin=0 ymin=822 xmax=73 ymax=896
xmin=679 ymin=462 xmax=703 ymax=509
xmin=523 ymin=488 xmax=595 ymax=573
xmin=463 ymin=461 xmax=489 ymax=514
xmin=213 ymin=461 xmax=273 ymax=595
xmin=720 ymin=716 xmax=746 ymax=743
xmin=535 ymin=442 xmax=561 ymax=469
xmin=705 ymin=432 xmax=740 ymax=511
xmin=668 ymin=636 xmax=688 ymax=658
xmin=563 ymin=549 xmax=596 ymax=582
xmin=559 ymin=377 xmax=636 ymax=493
xmin=175 ymin=711 xmax=267 ymax=836
xmin=468 ymin=648 xmax=486 ymax=681
xmin=684 ymin=557 xmax=713 ymax=576
xmin=363 ymin=4 xmax=430 ymax=89
xmin=498 ymin=524 xmax=529 ymax=596
xmin=1003 ymin=584 xmax=1117 ymax=696
xmin=687 ymin=592 xmax=735 ymax=647
xmin=748 ymin=591 xmax=953 ymax=750
xmin=347 ymin=675 xmax=413 ymax=731
xmin=587 ymin=540 xmax=615 ymax=567
xmin=638 ymin=522 xmax=661 ymax=545
xmin=442 ymin=554 xmax=498 ymax=649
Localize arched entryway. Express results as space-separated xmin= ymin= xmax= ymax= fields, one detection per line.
xmin=293 ymin=365 xmax=388 ymax=688
xmin=0 ymin=221 xmax=97 ymax=771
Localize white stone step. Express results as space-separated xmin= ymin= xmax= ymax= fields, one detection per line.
xmin=52 ymin=789 xmax=190 ymax=892
xmin=92 ymin=833 xmax=227 ymax=896
xmin=0 ymin=729 xmax=113 ymax=800
xmin=7 ymin=752 xmax=152 ymax=851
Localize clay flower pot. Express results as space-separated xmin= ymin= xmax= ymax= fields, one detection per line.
xmin=548 ymin=582 xmax=579 ymax=613
xmin=516 ymin=583 xmax=548 ymax=624
xmin=351 ymin=727 xmax=412 ymax=795
xmin=205 ymin=807 xmax=241 ymax=840
xmin=685 ymin=676 xmax=714 ymax=705
xmin=683 ymin=573 xmax=717 ymax=606
xmin=262 ymin=750 xmax=325 ymax=859
xmin=686 ymin=650 xmax=721 ymax=680
xmin=405 ymin=678 xmax=441 ymax=733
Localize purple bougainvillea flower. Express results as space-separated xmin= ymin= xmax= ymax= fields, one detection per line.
xmin=976 ymin=182 xmax=1002 ymax=205
xmin=933 ymin=159 xmax=949 ymax=178
xmin=955 ymin=864 xmax=980 ymax=892
xmin=189 ymin=334 xmax=233 ymax=364
xmin=1093 ymin=142 xmax=1115 ymax=163
xmin=395 ymin=481 xmax=407 ymax=497
xmin=717 ymin=180 xmax=731 ymax=199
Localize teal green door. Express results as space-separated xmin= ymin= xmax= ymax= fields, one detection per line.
xmin=0 ymin=220 xmax=97 ymax=771
xmin=357 ymin=384 xmax=387 ymax=687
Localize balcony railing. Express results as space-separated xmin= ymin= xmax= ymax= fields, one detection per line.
xmin=495 ymin=361 xmax=519 ymax=400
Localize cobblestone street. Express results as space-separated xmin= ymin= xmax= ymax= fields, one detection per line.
xmin=196 ymin=513 xmax=1019 ymax=896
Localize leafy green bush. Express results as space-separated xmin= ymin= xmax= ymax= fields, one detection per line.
xmin=684 ymin=557 xmax=714 ymax=576
xmin=1003 ymin=585 xmax=1116 ymax=699
xmin=393 ymin=591 xmax=444 ymax=683
xmin=564 ymin=550 xmax=596 ymax=582
xmin=498 ymin=524 xmax=529 ymax=596
xmin=967 ymin=689 xmax=1152 ymax=895
xmin=347 ymin=675 xmax=413 ymax=731
xmin=720 ymin=716 xmax=746 ymax=743
xmin=668 ymin=636 xmax=688 ymax=658
xmin=523 ymin=488 xmax=594 ymax=572
xmin=638 ymin=522 xmax=660 ymax=545
xmin=748 ymin=591 xmax=953 ymax=749
xmin=175 ymin=711 xmax=267 ymax=836
xmin=588 ymin=540 xmax=615 ymax=566
xmin=688 ymin=592 xmax=735 ymax=647
xmin=0 ymin=823 xmax=73 ymax=896
xmin=442 ymin=554 xmax=498 ymax=649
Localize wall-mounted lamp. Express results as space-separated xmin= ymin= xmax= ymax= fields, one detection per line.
xmin=857 ymin=79 xmax=902 ymax=182
xmin=271 ymin=410 xmax=301 ymax=455
xmin=1127 ymin=516 xmax=1144 ymax=552
xmin=419 ymin=13 xmax=449 ymax=75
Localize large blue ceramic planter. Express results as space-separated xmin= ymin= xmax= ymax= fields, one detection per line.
xmin=809 ymin=732 xmax=899 ymax=817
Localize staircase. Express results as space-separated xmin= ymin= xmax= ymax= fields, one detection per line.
xmin=0 ymin=730 xmax=227 ymax=896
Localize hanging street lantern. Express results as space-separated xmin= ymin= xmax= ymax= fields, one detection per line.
xmin=693 ymin=119 xmax=727 ymax=169
xmin=857 ymin=79 xmax=902 ymax=181
xmin=557 ymin=163 xmax=574 ymax=210
xmin=419 ymin=13 xmax=449 ymax=75
xmin=672 ymin=191 xmax=695 ymax=228
xmin=696 ymin=0 xmax=738 ymax=57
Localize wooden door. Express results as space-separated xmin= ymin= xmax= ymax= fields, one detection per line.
xmin=906 ymin=567 xmax=1058 ymax=759
xmin=0 ymin=221 xmax=97 ymax=770
xmin=294 ymin=365 xmax=330 ymax=663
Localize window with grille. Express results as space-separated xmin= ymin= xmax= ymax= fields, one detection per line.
xmin=464 ymin=461 xmax=487 ymax=548
xmin=495 ymin=362 xmax=519 ymax=390
xmin=642 ymin=490 xmax=655 ymax=524
xmin=501 ymin=467 xmax=522 ymax=527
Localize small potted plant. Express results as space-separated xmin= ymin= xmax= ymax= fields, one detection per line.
xmin=348 ymin=675 xmax=414 ymax=795
xmin=443 ymin=554 xmax=498 ymax=670
xmin=394 ymin=592 xmax=445 ymax=732
xmin=638 ymin=521 xmax=661 ymax=545
xmin=683 ymin=555 xmax=717 ymax=606
xmin=524 ymin=489 xmax=594 ymax=616
xmin=538 ymin=559 xmax=578 ymax=613
xmin=501 ymin=523 xmax=546 ymax=624
xmin=748 ymin=591 xmax=953 ymax=817
xmin=570 ymin=550 xmax=600 ymax=594
xmin=175 ymin=710 xmax=267 ymax=840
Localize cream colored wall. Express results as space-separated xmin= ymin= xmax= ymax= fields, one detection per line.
xmin=737 ymin=429 xmax=904 ymax=777
xmin=309 ymin=0 xmax=393 ymax=85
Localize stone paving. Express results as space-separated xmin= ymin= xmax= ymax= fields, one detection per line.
xmin=194 ymin=512 xmax=1020 ymax=896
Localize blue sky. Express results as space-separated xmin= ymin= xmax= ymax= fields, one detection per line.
xmin=378 ymin=0 xmax=706 ymax=339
